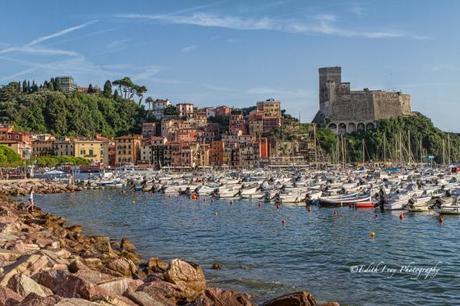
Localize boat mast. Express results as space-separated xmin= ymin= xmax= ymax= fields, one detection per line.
xmin=407 ymin=130 xmax=412 ymax=165
xmin=383 ymin=134 xmax=386 ymax=164
xmin=442 ymin=138 xmax=446 ymax=166
xmin=399 ymin=131 xmax=403 ymax=165
xmin=362 ymin=138 xmax=365 ymax=166
xmin=448 ymin=133 xmax=451 ymax=165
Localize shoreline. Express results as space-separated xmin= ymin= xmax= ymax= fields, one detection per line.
xmin=0 ymin=180 xmax=339 ymax=305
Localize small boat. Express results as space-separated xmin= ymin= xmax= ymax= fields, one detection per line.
xmin=354 ymin=201 xmax=376 ymax=208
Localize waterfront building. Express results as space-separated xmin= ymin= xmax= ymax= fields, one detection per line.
xmin=209 ymin=140 xmax=225 ymax=166
xmin=73 ymin=139 xmax=105 ymax=164
xmin=55 ymin=76 xmax=76 ymax=93
xmin=0 ymin=140 xmax=32 ymax=159
xmin=53 ymin=138 xmax=74 ymax=157
xmin=32 ymin=139 xmax=55 ymax=156
xmin=114 ymin=135 xmax=142 ymax=165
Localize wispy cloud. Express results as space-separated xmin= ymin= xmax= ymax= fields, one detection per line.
xmin=27 ymin=20 xmax=98 ymax=46
xmin=116 ymin=12 xmax=428 ymax=40
xmin=181 ymin=45 xmax=197 ymax=52
xmin=0 ymin=20 xmax=98 ymax=57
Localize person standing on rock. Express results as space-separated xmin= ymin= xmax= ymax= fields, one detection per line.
xmin=26 ymin=187 xmax=35 ymax=212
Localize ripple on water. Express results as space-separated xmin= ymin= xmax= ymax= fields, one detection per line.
xmin=34 ymin=190 xmax=460 ymax=306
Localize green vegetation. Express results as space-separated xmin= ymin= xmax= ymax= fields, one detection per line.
xmin=30 ymin=156 xmax=90 ymax=167
xmin=317 ymin=113 xmax=460 ymax=164
xmin=0 ymin=145 xmax=22 ymax=167
xmin=0 ymin=79 xmax=146 ymax=137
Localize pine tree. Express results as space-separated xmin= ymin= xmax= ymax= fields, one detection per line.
xmin=103 ymin=80 xmax=112 ymax=98
xmin=22 ymin=80 xmax=27 ymax=93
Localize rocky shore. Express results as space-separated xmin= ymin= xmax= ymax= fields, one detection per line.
xmin=0 ymin=179 xmax=81 ymax=196
xmin=0 ymin=182 xmax=339 ymax=306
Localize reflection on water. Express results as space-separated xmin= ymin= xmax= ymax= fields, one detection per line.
xmin=35 ymin=190 xmax=459 ymax=305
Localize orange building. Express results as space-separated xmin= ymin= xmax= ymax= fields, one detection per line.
xmin=210 ymin=140 xmax=225 ymax=166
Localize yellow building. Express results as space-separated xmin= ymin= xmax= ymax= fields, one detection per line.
xmin=73 ymin=139 xmax=104 ymax=164
xmin=115 ymin=135 xmax=142 ymax=165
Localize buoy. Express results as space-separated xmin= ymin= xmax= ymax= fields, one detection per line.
xmin=307 ymin=206 xmax=312 ymax=213
xmin=439 ymin=215 xmax=444 ymax=224
xmin=281 ymin=219 xmax=286 ymax=225
xmin=369 ymin=231 xmax=376 ymax=239
xmin=333 ymin=209 xmax=337 ymax=216
xmin=215 ymin=211 xmax=218 ymax=216
xmin=399 ymin=212 xmax=404 ymax=220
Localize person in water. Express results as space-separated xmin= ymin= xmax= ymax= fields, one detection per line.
xmin=26 ymin=187 xmax=35 ymax=212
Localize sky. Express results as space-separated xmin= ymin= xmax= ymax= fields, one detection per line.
xmin=0 ymin=0 xmax=459 ymax=131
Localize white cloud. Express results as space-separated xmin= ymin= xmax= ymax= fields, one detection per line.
xmin=27 ymin=20 xmax=98 ymax=46
xmin=116 ymin=12 xmax=429 ymax=40
xmin=181 ymin=45 xmax=197 ymax=52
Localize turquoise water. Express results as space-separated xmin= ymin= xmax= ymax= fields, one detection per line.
xmin=35 ymin=190 xmax=459 ymax=305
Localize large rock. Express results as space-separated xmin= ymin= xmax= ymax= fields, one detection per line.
xmin=124 ymin=289 xmax=171 ymax=306
xmin=137 ymin=279 xmax=189 ymax=304
xmin=163 ymin=259 xmax=206 ymax=297
xmin=7 ymin=274 xmax=53 ymax=297
xmin=120 ymin=238 xmax=136 ymax=253
xmin=104 ymin=258 xmax=137 ymax=277
xmin=16 ymin=292 xmax=61 ymax=306
xmin=97 ymin=278 xmax=143 ymax=296
xmin=0 ymin=285 xmax=23 ymax=305
xmin=55 ymin=298 xmax=100 ymax=305
xmin=262 ymin=291 xmax=318 ymax=306
xmin=193 ymin=287 xmax=255 ymax=306
xmin=32 ymin=270 xmax=106 ymax=300
xmin=0 ymin=254 xmax=51 ymax=286
xmin=147 ymin=257 xmax=169 ymax=273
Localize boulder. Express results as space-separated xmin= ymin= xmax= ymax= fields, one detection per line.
xmin=55 ymin=298 xmax=100 ymax=305
xmin=137 ymin=279 xmax=189 ymax=304
xmin=147 ymin=257 xmax=168 ymax=273
xmin=0 ymin=249 xmax=22 ymax=262
xmin=91 ymin=236 xmax=112 ymax=254
xmin=16 ymin=292 xmax=61 ymax=306
xmin=104 ymin=258 xmax=137 ymax=277
xmin=0 ymin=285 xmax=23 ymax=305
xmin=163 ymin=259 xmax=206 ymax=297
xmin=74 ymin=269 xmax=116 ymax=285
xmin=262 ymin=291 xmax=317 ymax=306
xmin=124 ymin=289 xmax=171 ymax=306
xmin=32 ymin=270 xmax=106 ymax=300
xmin=0 ymin=254 xmax=51 ymax=286
xmin=7 ymin=274 xmax=53 ymax=297
xmin=120 ymin=238 xmax=136 ymax=253
xmin=193 ymin=287 xmax=255 ymax=306
xmin=97 ymin=278 xmax=143 ymax=296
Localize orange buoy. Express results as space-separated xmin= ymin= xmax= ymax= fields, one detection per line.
xmin=399 ymin=212 xmax=404 ymax=220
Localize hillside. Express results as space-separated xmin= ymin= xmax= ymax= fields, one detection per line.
xmin=0 ymin=80 xmax=145 ymax=137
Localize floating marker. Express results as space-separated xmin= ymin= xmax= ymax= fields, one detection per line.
xmin=281 ymin=219 xmax=286 ymax=225
xmin=333 ymin=209 xmax=337 ymax=216
xmin=439 ymin=215 xmax=444 ymax=224
xmin=369 ymin=231 xmax=376 ymax=239
xmin=399 ymin=212 xmax=404 ymax=220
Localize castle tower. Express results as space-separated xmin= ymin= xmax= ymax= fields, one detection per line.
xmin=318 ymin=67 xmax=341 ymax=117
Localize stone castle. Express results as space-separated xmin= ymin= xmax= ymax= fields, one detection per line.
xmin=313 ymin=67 xmax=412 ymax=133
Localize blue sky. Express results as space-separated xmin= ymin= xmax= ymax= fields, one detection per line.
xmin=0 ymin=0 xmax=459 ymax=131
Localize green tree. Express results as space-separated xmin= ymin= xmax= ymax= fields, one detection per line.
xmin=103 ymin=80 xmax=112 ymax=98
